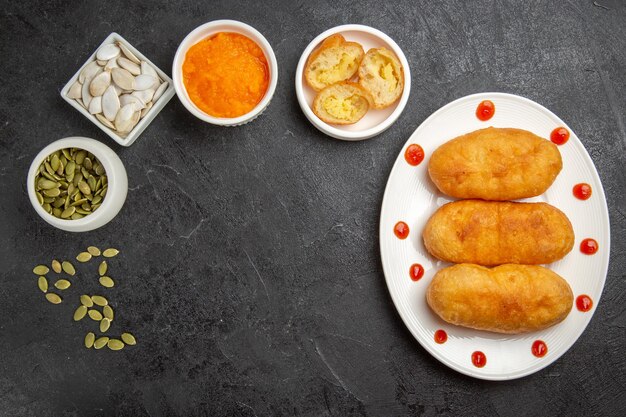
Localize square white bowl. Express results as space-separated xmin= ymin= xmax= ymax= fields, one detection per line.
xmin=60 ymin=32 xmax=175 ymax=147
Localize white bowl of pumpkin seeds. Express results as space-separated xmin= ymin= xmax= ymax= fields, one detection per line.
xmin=28 ymin=137 xmax=127 ymax=232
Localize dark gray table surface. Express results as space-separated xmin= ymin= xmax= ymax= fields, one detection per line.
xmin=1 ymin=0 xmax=625 ymax=416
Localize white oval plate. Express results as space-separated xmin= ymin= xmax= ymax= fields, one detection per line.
xmin=295 ymin=24 xmax=411 ymax=141
xmin=379 ymin=92 xmax=610 ymax=380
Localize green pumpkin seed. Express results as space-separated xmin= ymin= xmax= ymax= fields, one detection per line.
xmin=74 ymin=305 xmax=87 ymax=321
xmin=80 ymin=294 xmax=93 ymax=307
xmin=91 ymin=295 xmax=108 ymax=306
xmin=37 ymin=178 xmax=58 ymax=190
xmin=87 ymin=175 xmax=97 ymax=192
xmin=83 ymin=157 xmax=92 ymax=170
xmin=51 ymin=259 xmax=62 ymax=273
xmin=50 ymin=154 xmax=60 ymax=171
xmin=94 ymin=336 xmax=110 ymax=349
xmin=45 ymin=161 xmax=55 ymax=176
xmin=88 ymin=246 xmax=101 ymax=256
xmin=88 ymin=309 xmax=103 ymax=321
xmin=36 ymin=191 xmax=44 ymax=205
xmin=98 ymin=261 xmax=107 ymax=276
xmin=71 ymin=213 xmax=84 ymax=220
xmin=38 ymin=276 xmax=48 ymax=293
xmin=60 ymin=206 xmax=75 ymax=219
xmin=52 ymin=197 xmax=65 ymax=208
xmin=99 ymin=276 xmax=115 ymax=288
xmin=103 ymin=248 xmax=119 ymax=258
xmin=62 ymin=148 xmax=72 ymax=160
xmin=100 ymin=318 xmax=111 ymax=333
xmin=75 ymin=150 xmax=86 ymax=165
xmin=107 ymin=339 xmax=124 ymax=351
xmin=103 ymin=305 xmax=114 ymax=320
xmin=54 ymin=279 xmax=71 ymax=290
xmin=42 ymin=203 xmax=51 ymax=213
xmin=52 ymin=208 xmax=62 ymax=217
xmin=61 ymin=261 xmax=75 ymax=275
xmin=91 ymin=195 xmax=102 ymax=205
xmin=65 ymin=160 xmax=76 ymax=176
xmin=33 ymin=265 xmax=49 ymax=275
xmin=78 ymin=180 xmax=91 ymax=196
xmin=95 ymin=164 xmax=105 ymax=176
xmin=76 ymin=252 xmax=92 ymax=263
xmin=121 ymin=333 xmax=136 ymax=345
xmin=43 ymin=187 xmax=61 ymax=197
xmin=85 ymin=332 xmax=95 ymax=348
xmin=45 ymin=293 xmax=62 ymax=304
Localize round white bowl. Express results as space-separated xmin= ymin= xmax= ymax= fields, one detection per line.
xmin=172 ymin=20 xmax=278 ymax=126
xmin=27 ymin=137 xmax=128 ymax=232
xmin=295 ymin=24 xmax=411 ymax=141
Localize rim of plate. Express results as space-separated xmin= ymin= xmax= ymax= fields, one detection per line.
xmin=379 ymin=92 xmax=611 ymax=380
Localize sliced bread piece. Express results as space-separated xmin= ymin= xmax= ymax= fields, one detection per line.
xmin=305 ymin=34 xmax=365 ymax=91
xmin=312 ymin=81 xmax=372 ymax=125
xmin=358 ymin=47 xmax=404 ymax=109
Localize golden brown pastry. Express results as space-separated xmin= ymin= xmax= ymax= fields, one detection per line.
xmin=427 ymin=263 xmax=573 ymax=334
xmin=428 ymin=127 xmax=562 ymax=200
xmin=357 ymin=47 xmax=404 ymax=109
xmin=423 ymin=200 xmax=574 ymax=265
xmin=312 ymin=81 xmax=371 ymax=125
xmin=304 ymin=34 xmax=364 ymax=91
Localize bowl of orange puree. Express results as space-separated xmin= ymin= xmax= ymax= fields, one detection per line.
xmin=173 ymin=20 xmax=278 ymax=126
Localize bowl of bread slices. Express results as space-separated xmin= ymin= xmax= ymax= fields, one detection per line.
xmin=295 ymin=25 xmax=411 ymax=141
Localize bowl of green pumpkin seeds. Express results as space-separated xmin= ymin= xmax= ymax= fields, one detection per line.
xmin=27 ymin=137 xmax=128 ymax=232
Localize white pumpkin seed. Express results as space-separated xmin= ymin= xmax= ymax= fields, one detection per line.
xmin=89 ymin=71 xmax=111 ymax=97
xmin=79 ymin=61 xmax=100 ymax=84
xmin=117 ymin=41 xmax=140 ymax=64
xmin=96 ymin=113 xmax=116 ymax=130
xmin=119 ymin=94 xmax=145 ymax=110
xmin=133 ymin=74 xmax=157 ymax=91
xmin=141 ymin=101 xmax=153 ymax=118
xmin=96 ymin=59 xmax=107 ymax=66
xmin=132 ymin=88 xmax=154 ymax=104
xmin=118 ymin=57 xmax=141 ymax=75
xmin=152 ymin=82 xmax=168 ymax=102
xmin=111 ymin=67 xmax=135 ymax=90
xmin=114 ymin=104 xmax=135 ymax=133
xmin=141 ymin=61 xmax=158 ymax=78
xmin=88 ymin=96 xmax=102 ymax=114
xmin=105 ymin=58 xmax=119 ymax=71
xmin=102 ymin=85 xmax=120 ymax=121
xmin=67 ymin=81 xmax=82 ymax=99
xmin=96 ymin=44 xmax=121 ymax=61
xmin=81 ymin=79 xmax=93 ymax=108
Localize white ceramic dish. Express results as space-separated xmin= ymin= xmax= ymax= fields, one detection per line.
xmin=172 ymin=20 xmax=278 ymax=126
xmin=379 ymin=92 xmax=610 ymax=380
xmin=28 ymin=137 xmax=128 ymax=232
xmin=61 ymin=33 xmax=175 ymax=147
xmin=295 ymin=24 xmax=411 ymax=141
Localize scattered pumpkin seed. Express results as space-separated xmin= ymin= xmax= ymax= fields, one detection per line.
xmin=107 ymin=339 xmax=124 ymax=350
xmin=54 ymin=279 xmax=71 ymax=290
xmin=61 ymin=261 xmax=75 ymax=276
xmin=51 ymin=260 xmax=61 ymax=274
xmin=100 ymin=318 xmax=111 ymax=333
xmin=38 ymin=276 xmax=48 ymax=293
xmin=121 ymin=332 xmax=136 ymax=345
xmin=85 ymin=332 xmax=95 ymax=348
xmin=88 ymin=309 xmax=103 ymax=321
xmin=94 ymin=336 xmax=109 ymax=349
xmin=103 ymin=305 xmax=114 ymax=320
xmin=87 ymin=246 xmax=101 ymax=256
xmin=74 ymin=305 xmax=87 ymax=321
xmin=80 ymin=294 xmax=94 ymax=307
xmin=76 ymin=252 xmax=92 ymax=262
xmin=102 ymin=248 xmax=119 ymax=258
xmin=99 ymin=276 xmax=115 ymax=288
xmin=45 ymin=293 xmax=62 ymax=304
xmin=91 ymin=295 xmax=108 ymax=306
xmin=98 ymin=261 xmax=107 ymax=276
xmin=33 ymin=265 xmax=49 ymax=275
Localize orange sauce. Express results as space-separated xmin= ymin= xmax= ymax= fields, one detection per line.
xmin=182 ymin=32 xmax=269 ymax=118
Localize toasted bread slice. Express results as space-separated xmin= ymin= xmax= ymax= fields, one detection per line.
xmin=312 ymin=81 xmax=371 ymax=125
xmin=305 ymin=34 xmax=365 ymax=91
xmin=358 ymin=47 xmax=404 ymax=109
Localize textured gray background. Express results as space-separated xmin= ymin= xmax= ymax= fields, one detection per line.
xmin=1 ymin=0 xmax=625 ymax=416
